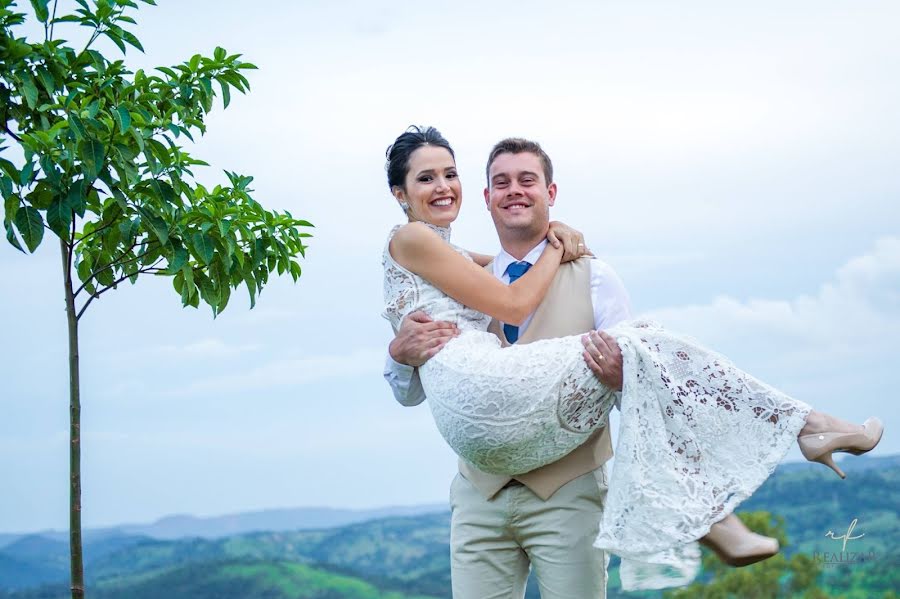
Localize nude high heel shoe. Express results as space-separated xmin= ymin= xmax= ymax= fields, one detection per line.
xmin=699 ymin=514 xmax=779 ymax=567
xmin=798 ymin=417 xmax=884 ymax=479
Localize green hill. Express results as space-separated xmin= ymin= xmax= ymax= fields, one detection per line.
xmin=2 ymin=455 xmax=897 ymax=598
xmin=0 ymin=560 xmax=440 ymax=599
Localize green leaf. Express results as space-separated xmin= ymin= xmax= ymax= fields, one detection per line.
xmin=4 ymin=195 xmax=20 ymax=224
xmin=68 ymin=114 xmax=86 ymax=140
xmin=120 ymin=29 xmax=144 ymax=52
xmin=30 ymin=0 xmax=51 ymax=22
xmin=5 ymin=222 xmax=25 ymax=253
xmin=219 ymin=80 xmax=231 ymax=108
xmin=147 ymin=179 xmax=177 ymax=205
xmin=36 ymin=67 xmax=56 ymax=96
xmin=119 ymin=218 xmax=139 ymax=241
xmin=156 ymin=66 xmax=178 ymax=79
xmin=79 ymin=139 xmax=105 ymax=180
xmin=130 ymin=128 xmax=145 ymax=153
xmin=52 ymin=14 xmax=81 ymax=25
xmin=182 ymin=264 xmax=195 ymax=295
xmin=21 ymin=74 xmax=39 ymax=109
xmin=46 ymin=195 xmax=73 ymax=238
xmin=192 ymin=231 xmax=215 ymax=264
xmin=216 ymin=282 xmax=231 ymax=314
xmin=0 ymin=178 xmax=12 ymax=204
xmin=166 ymin=245 xmax=188 ymax=274
xmin=113 ymin=106 xmax=131 ymax=133
xmin=14 ymin=206 xmax=44 ymax=252
xmin=147 ymin=139 xmax=170 ymax=168
xmin=76 ymin=256 xmax=93 ymax=285
xmin=102 ymin=30 xmax=127 ymax=54
xmin=19 ymin=161 xmax=35 ymax=187
xmin=137 ymin=207 xmax=169 ymax=245
xmin=39 ymin=156 xmax=60 ymax=187
xmin=0 ymin=159 xmax=18 ymax=183
xmin=67 ymin=180 xmax=87 ymax=217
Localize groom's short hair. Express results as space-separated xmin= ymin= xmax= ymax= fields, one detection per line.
xmin=486 ymin=138 xmax=554 ymax=186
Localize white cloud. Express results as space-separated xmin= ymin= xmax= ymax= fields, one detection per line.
xmin=644 ymin=237 xmax=900 ymax=357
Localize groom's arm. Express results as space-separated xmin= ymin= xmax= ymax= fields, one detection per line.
xmin=583 ymin=259 xmax=632 ymax=392
xmin=384 ymin=311 xmax=459 ymax=406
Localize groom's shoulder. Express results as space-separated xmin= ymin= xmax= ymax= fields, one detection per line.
xmin=582 ymin=255 xmax=620 ymax=275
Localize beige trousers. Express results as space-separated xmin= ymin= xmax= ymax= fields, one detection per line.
xmin=449 ymin=468 xmax=609 ymax=599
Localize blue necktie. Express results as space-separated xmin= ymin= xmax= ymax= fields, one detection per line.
xmin=503 ymin=261 xmax=532 ymax=343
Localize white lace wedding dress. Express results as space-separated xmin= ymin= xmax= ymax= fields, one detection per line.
xmin=382 ymin=224 xmax=811 ymax=590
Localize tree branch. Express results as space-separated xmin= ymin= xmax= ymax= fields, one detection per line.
xmin=67 ymin=210 xmax=76 ymax=264
xmin=3 ymin=124 xmax=23 ymax=143
xmin=75 ymin=264 xmax=159 ymax=320
xmin=49 ymin=0 xmax=59 ymax=41
xmin=72 ymin=218 xmax=116 ymax=248
xmin=73 ymin=239 xmax=161 ymax=297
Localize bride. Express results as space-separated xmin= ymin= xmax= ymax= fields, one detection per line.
xmin=381 ymin=125 xmax=883 ymax=590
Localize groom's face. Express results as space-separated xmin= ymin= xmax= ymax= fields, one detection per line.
xmin=484 ymin=152 xmax=557 ymax=239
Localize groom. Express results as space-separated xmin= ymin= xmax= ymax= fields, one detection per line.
xmin=384 ymin=138 xmax=631 ymax=599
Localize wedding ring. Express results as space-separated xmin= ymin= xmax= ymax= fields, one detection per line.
xmin=578 ymin=243 xmax=584 ymax=247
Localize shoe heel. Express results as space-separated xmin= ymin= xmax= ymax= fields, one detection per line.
xmin=817 ymin=453 xmax=846 ymax=479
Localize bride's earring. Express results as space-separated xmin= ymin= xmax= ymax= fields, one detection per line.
xmin=399 ymin=201 xmax=409 ymax=214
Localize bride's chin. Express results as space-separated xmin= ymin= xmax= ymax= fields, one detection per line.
xmin=429 ymin=213 xmax=459 ymax=227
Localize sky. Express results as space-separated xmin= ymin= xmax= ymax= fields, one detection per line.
xmin=1 ymin=0 xmax=898 ymax=533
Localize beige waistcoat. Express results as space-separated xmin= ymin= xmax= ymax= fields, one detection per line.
xmin=458 ymin=258 xmax=614 ymax=500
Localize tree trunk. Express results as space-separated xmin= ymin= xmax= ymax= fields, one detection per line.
xmin=60 ymin=239 xmax=84 ymax=599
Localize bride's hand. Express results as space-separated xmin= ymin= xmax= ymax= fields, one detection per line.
xmin=548 ymin=221 xmax=592 ymax=263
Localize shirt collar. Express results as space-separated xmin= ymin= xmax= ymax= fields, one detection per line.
xmin=493 ymin=240 xmax=548 ymax=278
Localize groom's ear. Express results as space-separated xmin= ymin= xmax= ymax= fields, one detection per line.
xmin=484 ymin=186 xmax=490 ymax=210
xmin=547 ymin=182 xmax=557 ymax=206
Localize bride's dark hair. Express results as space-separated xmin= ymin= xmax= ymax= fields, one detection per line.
xmin=385 ymin=125 xmax=455 ymax=190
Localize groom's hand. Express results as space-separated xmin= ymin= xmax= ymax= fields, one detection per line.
xmin=581 ymin=330 xmax=623 ymax=391
xmin=389 ymin=310 xmax=459 ymax=367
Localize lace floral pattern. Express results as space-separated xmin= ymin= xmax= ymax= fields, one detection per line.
xmin=382 ymin=223 xmax=491 ymax=334
xmin=382 ymin=227 xmax=811 ymax=591
xmin=594 ymin=321 xmax=811 ymax=589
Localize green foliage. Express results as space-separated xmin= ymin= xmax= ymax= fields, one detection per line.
xmin=88 ymin=560 xmax=441 ymax=599
xmin=1 ymin=2 xmax=312 ymax=595
xmin=0 ymin=560 xmax=442 ymax=599
xmin=1 ymin=0 xmax=312 ymax=318
xmin=663 ymin=512 xmax=827 ymax=599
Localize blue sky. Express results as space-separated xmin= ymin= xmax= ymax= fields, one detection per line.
xmin=1 ymin=0 xmax=898 ymax=532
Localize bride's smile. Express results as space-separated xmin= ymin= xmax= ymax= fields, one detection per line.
xmin=391 ymin=144 xmax=461 ymax=228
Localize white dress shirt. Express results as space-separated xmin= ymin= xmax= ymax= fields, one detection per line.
xmin=384 ymin=240 xmax=633 ymax=406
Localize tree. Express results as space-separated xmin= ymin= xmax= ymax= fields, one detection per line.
xmin=664 ymin=511 xmax=830 ymax=599
xmin=0 ymin=1 xmax=312 ymax=597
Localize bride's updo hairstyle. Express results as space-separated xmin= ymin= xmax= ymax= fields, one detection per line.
xmin=385 ymin=125 xmax=455 ymax=193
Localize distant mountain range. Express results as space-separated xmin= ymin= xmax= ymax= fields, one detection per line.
xmin=0 ymin=503 xmax=449 ymax=549
xmin=1 ymin=454 xmax=896 ymax=598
